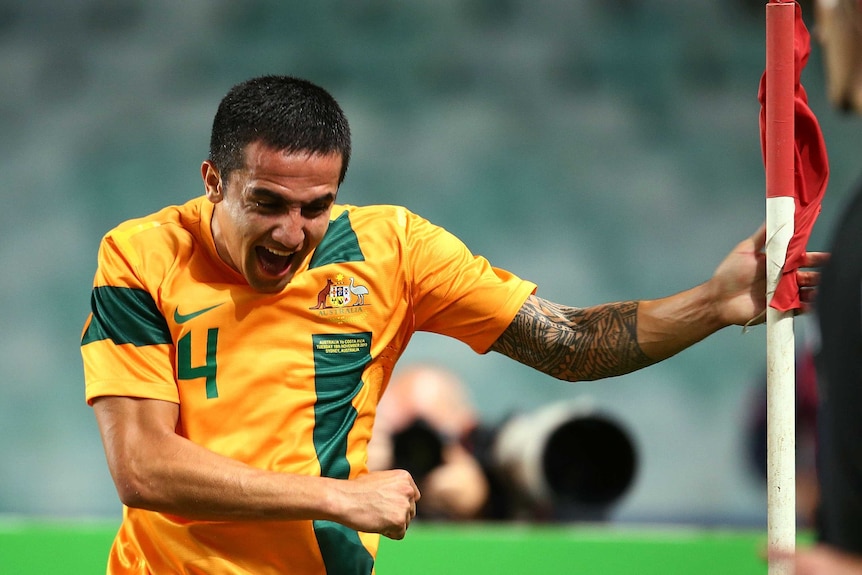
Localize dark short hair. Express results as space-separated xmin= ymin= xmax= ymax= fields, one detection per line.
xmin=208 ymin=75 xmax=351 ymax=183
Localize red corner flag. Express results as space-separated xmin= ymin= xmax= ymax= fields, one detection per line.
xmin=758 ymin=2 xmax=829 ymax=313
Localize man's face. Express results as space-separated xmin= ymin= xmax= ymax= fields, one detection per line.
xmin=202 ymin=142 xmax=342 ymax=293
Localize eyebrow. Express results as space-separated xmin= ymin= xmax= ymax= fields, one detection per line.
xmin=249 ymin=188 xmax=335 ymax=206
xmin=249 ymin=189 xmax=284 ymax=203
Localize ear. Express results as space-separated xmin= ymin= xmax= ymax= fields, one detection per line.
xmin=201 ymin=160 xmax=224 ymax=203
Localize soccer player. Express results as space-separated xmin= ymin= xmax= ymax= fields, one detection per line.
xmin=80 ymin=75 xmax=825 ymax=574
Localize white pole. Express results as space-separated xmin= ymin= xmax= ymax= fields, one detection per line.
xmin=766 ymin=196 xmax=796 ymax=575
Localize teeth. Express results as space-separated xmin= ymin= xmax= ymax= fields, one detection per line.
xmin=265 ymin=247 xmax=292 ymax=257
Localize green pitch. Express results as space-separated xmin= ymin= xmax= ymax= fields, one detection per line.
xmin=0 ymin=519 xmax=801 ymax=574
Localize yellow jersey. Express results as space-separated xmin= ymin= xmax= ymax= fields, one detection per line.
xmin=81 ymin=196 xmax=536 ymax=574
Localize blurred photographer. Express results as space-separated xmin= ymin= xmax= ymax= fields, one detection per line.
xmin=368 ymin=364 xmax=637 ymax=522
xmin=368 ymin=364 xmax=490 ymax=520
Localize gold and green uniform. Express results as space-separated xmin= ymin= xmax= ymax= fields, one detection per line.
xmin=81 ymin=196 xmax=536 ymax=574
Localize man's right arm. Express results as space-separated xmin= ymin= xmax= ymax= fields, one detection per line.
xmin=92 ymin=395 xmax=420 ymax=539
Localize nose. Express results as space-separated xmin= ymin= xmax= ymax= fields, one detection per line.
xmin=272 ymin=209 xmax=306 ymax=248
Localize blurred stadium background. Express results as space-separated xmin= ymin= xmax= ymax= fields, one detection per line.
xmin=2 ymin=0 xmax=861 ymax=568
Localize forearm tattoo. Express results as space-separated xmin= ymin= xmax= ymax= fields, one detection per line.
xmin=489 ymin=295 xmax=655 ymax=381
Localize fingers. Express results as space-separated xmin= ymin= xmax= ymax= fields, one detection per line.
xmin=751 ymin=223 xmax=767 ymax=252
xmin=383 ymin=526 xmax=407 ymax=540
xmin=382 ymin=498 xmax=416 ymax=541
xmin=796 ymin=270 xmax=820 ymax=288
xmin=407 ymin=491 xmax=417 ymax=522
xmin=401 ymin=478 xmax=419 ymax=536
xmin=795 ymin=267 xmax=822 ymax=315
xmin=339 ymin=469 xmax=423 ymax=540
xmin=380 ymin=470 xmax=421 ymax=540
xmin=799 ymin=286 xmax=817 ymax=301
xmin=802 ymin=250 xmax=830 ymax=268
xmin=412 ymin=476 xmax=422 ymax=503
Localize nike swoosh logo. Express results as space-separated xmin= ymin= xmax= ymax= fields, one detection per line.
xmin=173 ymin=304 xmax=224 ymax=324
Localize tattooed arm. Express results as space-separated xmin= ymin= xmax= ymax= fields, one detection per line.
xmin=489 ymin=291 xmax=721 ymax=382
xmin=490 ymin=225 xmax=828 ymax=382
xmin=489 ymin=296 xmax=651 ymax=381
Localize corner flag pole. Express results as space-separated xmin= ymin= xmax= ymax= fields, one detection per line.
xmin=764 ymin=2 xmax=796 ymax=572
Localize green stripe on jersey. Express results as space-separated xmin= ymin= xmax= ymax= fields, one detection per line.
xmin=82 ymin=286 xmax=171 ymax=347
xmin=309 ymin=211 xmax=365 ymax=269
xmin=311 ymin=332 xmax=374 ymax=574
xmin=312 ymin=520 xmax=374 ymax=575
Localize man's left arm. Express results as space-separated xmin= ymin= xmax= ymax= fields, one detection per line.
xmin=490 ymin=226 xmax=827 ymax=382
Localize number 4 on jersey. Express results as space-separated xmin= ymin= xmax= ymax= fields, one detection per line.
xmin=177 ymin=328 xmax=219 ymax=399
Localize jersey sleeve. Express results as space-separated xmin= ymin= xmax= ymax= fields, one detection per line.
xmin=404 ymin=211 xmax=537 ymax=353
xmin=81 ymin=231 xmax=179 ymax=405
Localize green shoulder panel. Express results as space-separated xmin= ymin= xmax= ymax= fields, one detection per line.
xmin=309 ymin=211 xmax=365 ymax=269
xmin=81 ymin=286 xmax=171 ymax=346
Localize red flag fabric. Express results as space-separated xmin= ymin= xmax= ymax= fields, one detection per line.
xmin=758 ymin=3 xmax=829 ymax=312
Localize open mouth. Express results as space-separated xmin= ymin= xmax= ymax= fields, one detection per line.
xmin=255 ymin=246 xmax=295 ymax=277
